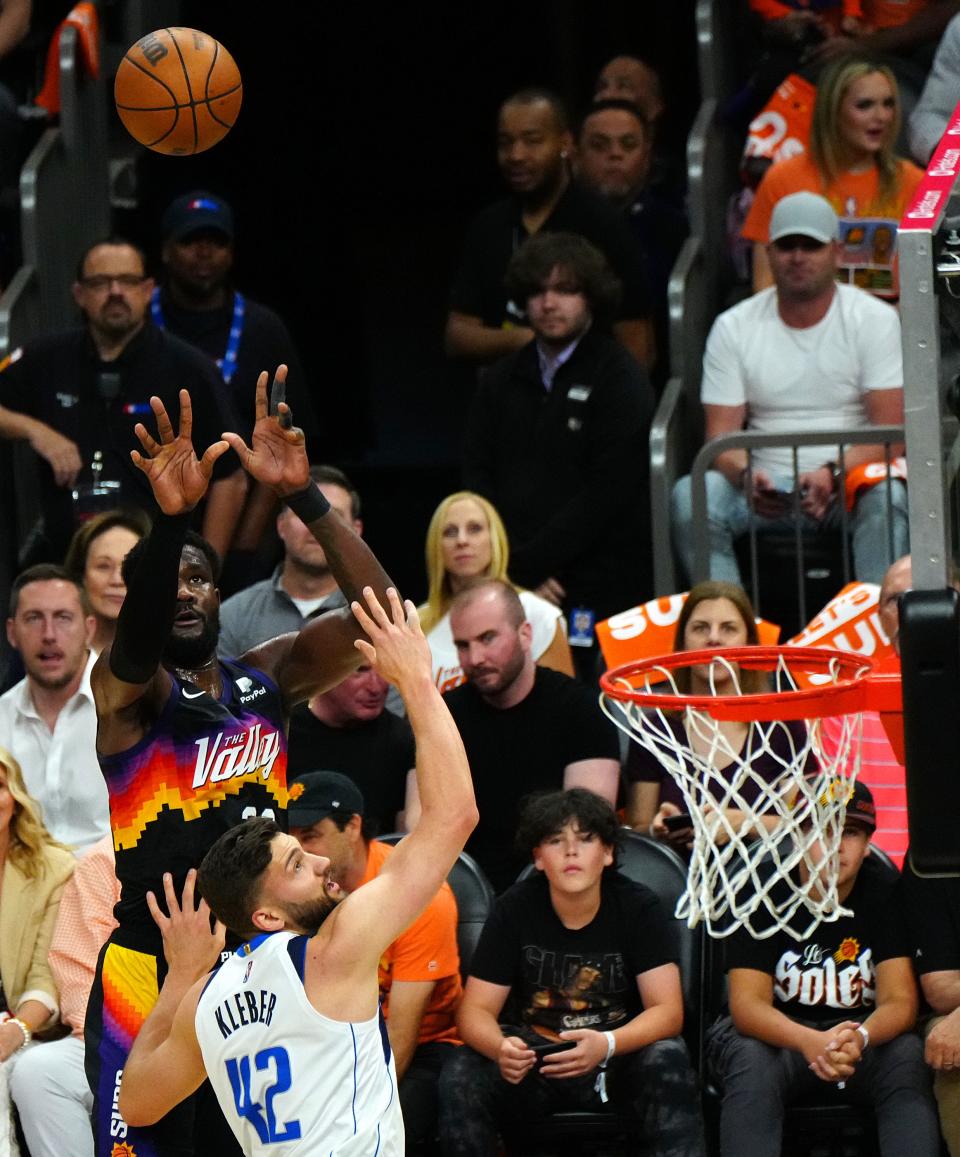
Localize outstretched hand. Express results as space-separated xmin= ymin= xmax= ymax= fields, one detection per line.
xmin=131 ymin=390 xmax=230 ymax=514
xmin=221 ymin=365 xmax=310 ymax=497
xmin=350 ymin=587 xmax=431 ymax=690
xmin=147 ymin=868 xmax=226 ymax=982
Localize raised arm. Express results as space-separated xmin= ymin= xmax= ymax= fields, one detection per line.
xmin=326 ymin=589 xmax=478 ymax=965
xmin=92 ymin=391 xmax=231 ymax=747
xmin=223 ymin=368 xmax=395 ymax=704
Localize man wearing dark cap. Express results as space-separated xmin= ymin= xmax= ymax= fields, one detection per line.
xmin=154 ymin=192 xmax=318 ymax=583
xmin=288 ymin=770 xmax=461 ymax=1148
xmin=707 ymin=782 xmax=939 ymax=1156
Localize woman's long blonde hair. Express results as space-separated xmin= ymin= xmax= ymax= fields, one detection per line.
xmin=0 ymin=746 xmax=67 ymax=878
xmin=809 ymin=57 xmax=902 ymax=212
xmin=419 ymin=491 xmax=512 ymax=634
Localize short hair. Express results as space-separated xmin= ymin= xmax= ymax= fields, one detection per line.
xmin=120 ymin=529 xmax=222 ymax=589
xmin=9 ymin=564 xmax=90 ymax=617
xmin=63 ymin=508 xmax=152 ymax=584
xmin=515 ymin=788 xmax=622 ymax=858
xmin=504 ymin=232 xmax=621 ymax=325
xmin=578 ymin=98 xmax=649 ymax=138
xmin=323 ymin=808 xmax=381 ymax=842
xmin=449 ymin=578 xmax=526 ymax=630
xmin=308 ymin=464 xmax=361 ymax=520
xmin=672 ymin=580 xmax=765 ymax=694
xmin=75 ymin=236 xmax=150 ymax=282
xmin=500 ymin=87 xmax=570 ymax=135
xmin=198 ymin=817 xmax=279 ymax=939
xmin=419 ymin=491 xmax=512 ymax=634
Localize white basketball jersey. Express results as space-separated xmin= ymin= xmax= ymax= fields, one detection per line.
xmin=196 ymin=930 xmax=403 ymax=1155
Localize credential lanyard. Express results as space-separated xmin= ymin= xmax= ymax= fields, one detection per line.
xmin=151 ymin=288 xmax=245 ymax=385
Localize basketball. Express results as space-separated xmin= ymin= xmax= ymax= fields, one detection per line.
xmin=114 ymin=27 xmax=242 ymax=156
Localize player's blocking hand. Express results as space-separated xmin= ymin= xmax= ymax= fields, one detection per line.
xmin=351 ymin=587 xmax=432 ymax=690
xmin=130 ymin=389 xmax=230 ymax=514
xmin=147 ymin=868 xmax=225 ymax=981
xmin=221 ymin=365 xmax=310 ymax=497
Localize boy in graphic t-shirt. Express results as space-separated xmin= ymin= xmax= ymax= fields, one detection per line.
xmin=707 ymin=782 xmax=939 ymax=1156
xmin=438 ymin=788 xmax=704 ymax=1157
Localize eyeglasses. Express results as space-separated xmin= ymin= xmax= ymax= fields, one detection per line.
xmin=78 ymin=274 xmax=148 ymax=291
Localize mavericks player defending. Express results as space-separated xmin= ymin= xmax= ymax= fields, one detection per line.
xmin=117 ymin=587 xmax=478 ymax=1155
xmin=86 ymin=369 xmax=394 ymax=1157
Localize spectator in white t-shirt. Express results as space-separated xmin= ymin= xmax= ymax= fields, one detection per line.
xmin=671 ymin=191 xmax=907 ymax=587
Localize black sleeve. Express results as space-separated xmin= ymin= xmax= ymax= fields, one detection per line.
xmin=467 ymin=893 xmax=521 ymax=987
xmin=722 ymin=922 xmax=778 ymax=975
xmin=619 ymin=882 xmax=679 ymax=974
xmin=0 ymin=346 xmax=37 ymax=417
xmin=586 ymin=209 xmax=652 ymax=321
xmin=109 ymin=513 xmax=190 ymax=684
xmin=509 ymin=353 xmax=654 ymax=579
xmin=449 ymin=215 xmax=496 ymax=320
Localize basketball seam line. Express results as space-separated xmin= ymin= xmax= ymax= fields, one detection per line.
xmin=166 ymin=27 xmax=199 ymax=151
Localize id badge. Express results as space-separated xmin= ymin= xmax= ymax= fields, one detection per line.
xmin=568 ymin=606 xmax=595 ymax=648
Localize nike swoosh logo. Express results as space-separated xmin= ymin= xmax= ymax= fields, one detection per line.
xmin=183 ymin=689 xmax=206 ymax=699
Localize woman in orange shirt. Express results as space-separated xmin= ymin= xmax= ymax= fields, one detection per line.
xmin=743 ymin=56 xmax=923 ymax=298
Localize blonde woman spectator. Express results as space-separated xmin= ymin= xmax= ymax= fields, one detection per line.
xmin=743 ymin=57 xmax=923 ymax=299
xmin=419 ymin=491 xmax=573 ymax=693
xmin=0 ymin=747 xmax=74 ymax=1155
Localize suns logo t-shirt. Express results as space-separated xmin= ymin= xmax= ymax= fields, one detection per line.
xmin=723 ymin=856 xmax=908 ymax=1026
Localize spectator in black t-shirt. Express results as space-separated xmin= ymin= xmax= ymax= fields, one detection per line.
xmin=707 ymin=782 xmax=939 ymax=1157
xmin=405 ymin=579 xmax=620 ymax=893
xmin=438 ymin=788 xmax=704 ymax=1157
xmin=286 ymin=662 xmax=414 ymax=837
xmin=446 ymin=87 xmax=654 ymax=369
xmin=0 ymin=237 xmax=246 ymax=562
xmin=153 ymin=192 xmax=320 ymax=588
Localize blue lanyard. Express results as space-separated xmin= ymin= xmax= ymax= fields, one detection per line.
xmin=151 ymin=288 xmax=245 ymax=385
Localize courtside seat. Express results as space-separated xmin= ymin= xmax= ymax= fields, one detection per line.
xmin=702 ymin=844 xmax=901 ymax=1156
xmin=505 ymin=831 xmax=700 ymax=1155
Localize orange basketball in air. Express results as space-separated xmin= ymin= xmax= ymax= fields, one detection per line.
xmin=114 ymin=27 xmax=242 ymax=155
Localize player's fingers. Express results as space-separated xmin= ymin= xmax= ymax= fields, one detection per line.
xmin=277 ymin=402 xmax=294 ymax=432
xmin=254 ymin=371 xmax=269 ymax=421
xmin=199 ymin=440 xmax=232 ymax=477
xmin=145 ymin=889 xmax=167 ymax=928
xmin=178 ymin=389 xmax=193 ymax=442
xmin=354 ymin=638 xmax=376 ymax=663
xmin=362 ymin=586 xmax=393 ymax=627
xmin=151 ymin=395 xmax=175 ymax=442
xmin=221 ymin=431 xmax=252 ymax=460
xmin=385 ymin=587 xmax=405 ymax=625
xmin=350 ymin=598 xmax=377 ymax=635
xmin=404 ymin=599 xmax=424 ymax=635
xmin=134 ymin=422 xmax=160 ymax=457
xmin=162 ymin=871 xmax=180 ymax=916
xmin=181 ymin=867 xmax=197 ymax=913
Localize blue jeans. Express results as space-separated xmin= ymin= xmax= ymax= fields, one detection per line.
xmin=671 ymin=472 xmax=909 ymax=587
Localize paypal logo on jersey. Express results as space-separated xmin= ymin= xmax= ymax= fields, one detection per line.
xmin=192 ymin=724 xmax=281 ymax=788
xmin=235 ymin=675 xmax=266 ymax=704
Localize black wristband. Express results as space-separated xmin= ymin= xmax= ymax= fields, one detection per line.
xmin=284 ymin=482 xmax=331 ymax=524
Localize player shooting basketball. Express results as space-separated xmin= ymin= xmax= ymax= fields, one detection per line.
xmin=84 ymin=366 xmax=396 ymax=1157
xmin=117 ymin=586 xmax=478 ymax=1156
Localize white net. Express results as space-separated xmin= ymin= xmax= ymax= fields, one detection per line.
xmin=601 ymin=652 xmax=870 ymax=941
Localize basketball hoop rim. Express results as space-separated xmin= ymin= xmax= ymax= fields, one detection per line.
xmin=599 ymin=644 xmax=901 ymax=721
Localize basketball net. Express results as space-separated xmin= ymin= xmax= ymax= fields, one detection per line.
xmin=601 ymin=650 xmax=873 ymax=941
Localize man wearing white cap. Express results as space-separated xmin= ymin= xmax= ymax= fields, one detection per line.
xmin=671 ymin=190 xmax=907 ymax=587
